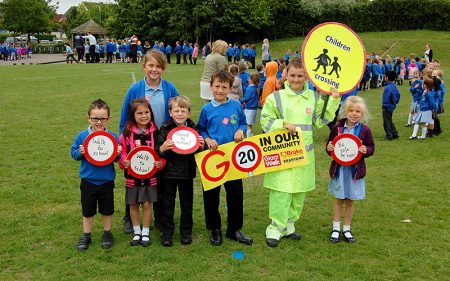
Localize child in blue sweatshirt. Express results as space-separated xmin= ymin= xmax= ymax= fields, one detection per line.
xmin=240 ymin=73 xmax=260 ymax=137
xmin=197 ymin=70 xmax=253 ymax=246
xmin=71 ymin=99 xmax=122 ymax=251
xmin=382 ymin=71 xmax=400 ymax=140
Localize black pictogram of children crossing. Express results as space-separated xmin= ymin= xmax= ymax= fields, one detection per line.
xmin=313 ymin=49 xmax=341 ymax=78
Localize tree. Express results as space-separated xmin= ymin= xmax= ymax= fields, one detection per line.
xmin=0 ymin=0 xmax=56 ymax=42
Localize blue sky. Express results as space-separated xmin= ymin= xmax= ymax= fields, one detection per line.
xmin=53 ymin=0 xmax=114 ymax=14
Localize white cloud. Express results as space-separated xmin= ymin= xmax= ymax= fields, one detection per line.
xmin=53 ymin=0 xmax=115 ymax=14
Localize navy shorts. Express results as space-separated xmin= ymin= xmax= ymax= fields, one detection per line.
xmin=80 ymin=179 xmax=115 ymax=217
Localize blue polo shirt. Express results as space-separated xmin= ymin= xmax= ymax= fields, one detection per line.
xmin=144 ymin=78 xmax=165 ymax=128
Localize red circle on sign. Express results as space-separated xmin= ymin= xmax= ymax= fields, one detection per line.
xmin=126 ymin=146 xmax=160 ymax=179
xmin=331 ymin=133 xmax=362 ymax=166
xmin=167 ymin=126 xmax=200 ymax=154
xmin=83 ymin=131 xmax=118 ymax=166
xmin=301 ymin=22 xmax=366 ymax=95
xmin=231 ymin=141 xmax=262 ymax=172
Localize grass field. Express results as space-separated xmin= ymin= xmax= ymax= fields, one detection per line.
xmin=0 ymin=30 xmax=449 ymax=281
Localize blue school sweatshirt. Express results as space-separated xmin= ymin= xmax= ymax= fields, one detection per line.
xmin=419 ymin=91 xmax=435 ymax=111
xmin=410 ymin=79 xmax=424 ymax=103
xmin=382 ymin=82 xmax=400 ymax=111
xmin=165 ymin=45 xmax=172 ymax=54
xmin=71 ymin=129 xmax=119 ymax=185
xmin=241 ymin=85 xmax=259 ymax=109
xmin=197 ymin=99 xmax=247 ymax=146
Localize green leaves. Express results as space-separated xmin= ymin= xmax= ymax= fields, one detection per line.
xmin=0 ymin=0 xmax=53 ymax=34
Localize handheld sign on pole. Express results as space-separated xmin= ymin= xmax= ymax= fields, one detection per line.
xmin=331 ymin=133 xmax=362 ymax=166
xmin=302 ymin=22 xmax=366 ymax=95
xmin=83 ymin=131 xmax=118 ymax=166
xmin=126 ymin=146 xmax=160 ymax=179
xmin=167 ymin=126 xmax=200 ymax=154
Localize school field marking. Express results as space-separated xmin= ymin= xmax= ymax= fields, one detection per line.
xmin=131 ymin=72 xmax=136 ymax=83
xmin=381 ymin=40 xmax=398 ymax=57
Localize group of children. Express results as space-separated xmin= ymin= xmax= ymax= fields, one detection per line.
xmin=358 ymin=53 xmax=435 ymax=92
xmin=379 ymin=56 xmax=445 ymax=141
xmin=71 ymin=50 xmax=255 ymax=250
xmin=0 ymin=43 xmax=32 ymax=61
xmin=80 ymin=39 xmax=450 ymax=249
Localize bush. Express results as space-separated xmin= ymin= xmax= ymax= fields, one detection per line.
xmin=31 ymin=43 xmax=65 ymax=54
xmin=0 ymin=34 xmax=14 ymax=43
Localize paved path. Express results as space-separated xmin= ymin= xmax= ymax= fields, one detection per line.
xmin=0 ymin=54 xmax=68 ymax=66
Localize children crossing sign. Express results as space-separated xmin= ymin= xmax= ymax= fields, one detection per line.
xmin=302 ymin=22 xmax=366 ymax=94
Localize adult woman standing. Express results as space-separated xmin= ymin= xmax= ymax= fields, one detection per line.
xmin=424 ymin=44 xmax=433 ymax=63
xmin=200 ymin=40 xmax=228 ymax=102
xmin=262 ymin=38 xmax=270 ymax=64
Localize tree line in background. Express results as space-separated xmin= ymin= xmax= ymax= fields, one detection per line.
xmin=1 ymin=0 xmax=449 ymax=44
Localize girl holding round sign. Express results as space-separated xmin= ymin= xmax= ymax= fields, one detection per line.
xmin=118 ymin=98 xmax=164 ymax=247
xmin=326 ymin=96 xmax=375 ymax=243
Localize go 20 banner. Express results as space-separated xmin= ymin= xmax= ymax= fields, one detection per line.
xmin=195 ymin=129 xmax=309 ymax=191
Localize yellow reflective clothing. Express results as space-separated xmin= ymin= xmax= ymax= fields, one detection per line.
xmin=260 ymin=82 xmax=340 ymax=193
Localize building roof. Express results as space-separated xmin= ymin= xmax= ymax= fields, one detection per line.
xmin=70 ymin=19 xmax=107 ymax=35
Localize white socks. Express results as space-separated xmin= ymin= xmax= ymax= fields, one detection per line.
xmin=411 ymin=124 xmax=420 ymax=137
xmin=141 ymin=227 xmax=150 ymax=242
xmin=331 ymin=221 xmax=340 ymax=239
xmin=421 ymin=127 xmax=427 ymax=139
xmin=246 ymin=129 xmax=253 ymax=138
xmin=343 ymin=225 xmax=353 ymax=238
xmin=407 ymin=114 xmax=413 ymax=125
xmin=132 ymin=225 xmax=141 ymax=240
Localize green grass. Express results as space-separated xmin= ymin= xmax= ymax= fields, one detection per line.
xmin=0 ymin=30 xmax=449 ymax=280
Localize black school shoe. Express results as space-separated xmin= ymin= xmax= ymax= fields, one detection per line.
xmin=226 ymin=230 xmax=253 ymax=245
xmin=161 ymin=235 xmax=173 ymax=247
xmin=342 ymin=230 xmax=356 ymax=243
xmin=266 ymin=238 xmax=279 ymax=247
xmin=123 ymin=216 xmax=133 ymax=234
xmin=329 ymin=230 xmax=340 ymax=243
xmin=210 ymin=229 xmax=222 ymax=246
xmin=285 ymin=232 xmax=302 ymax=240
xmin=181 ymin=235 xmax=192 ymax=245
xmin=76 ymin=234 xmax=91 ymax=251
xmin=101 ymin=231 xmax=114 ymax=249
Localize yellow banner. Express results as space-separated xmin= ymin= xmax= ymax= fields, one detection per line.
xmin=195 ymin=129 xmax=309 ymax=191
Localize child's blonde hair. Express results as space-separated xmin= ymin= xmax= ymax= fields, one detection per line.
xmin=142 ymin=49 xmax=167 ymax=70
xmin=169 ymin=96 xmax=192 ymax=112
xmin=340 ymin=96 xmax=370 ymax=124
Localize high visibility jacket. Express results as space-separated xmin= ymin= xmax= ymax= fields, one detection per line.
xmin=260 ymin=82 xmax=340 ymax=193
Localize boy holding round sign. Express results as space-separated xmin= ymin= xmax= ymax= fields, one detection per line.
xmin=326 ymin=96 xmax=375 ymax=243
xmin=260 ymin=59 xmax=341 ymax=247
xmin=70 ymin=99 xmax=122 ymax=251
xmin=156 ymin=96 xmax=205 ymax=246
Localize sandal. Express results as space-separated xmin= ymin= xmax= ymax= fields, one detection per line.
xmin=342 ymin=230 xmax=356 ymax=243
xmin=130 ymin=234 xmax=141 ymax=246
xmin=141 ymin=234 xmax=151 ymax=247
xmin=329 ymin=230 xmax=340 ymax=243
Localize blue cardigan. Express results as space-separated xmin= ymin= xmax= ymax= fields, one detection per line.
xmin=119 ymin=79 xmax=179 ymax=133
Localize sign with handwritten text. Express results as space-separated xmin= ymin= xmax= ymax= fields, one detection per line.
xmin=331 ymin=133 xmax=362 ymax=166
xmin=167 ymin=126 xmax=200 ymax=154
xmin=83 ymin=131 xmax=118 ymax=166
xmin=126 ymin=146 xmax=160 ymax=179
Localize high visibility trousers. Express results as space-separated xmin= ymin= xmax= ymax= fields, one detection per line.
xmin=266 ymin=189 xmax=306 ymax=240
